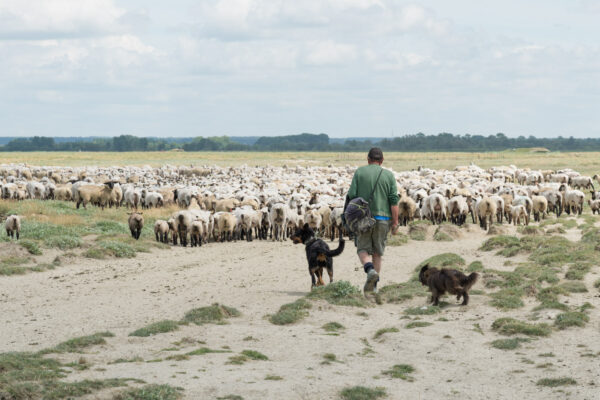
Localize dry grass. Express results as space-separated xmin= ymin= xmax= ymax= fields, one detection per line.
xmin=3 ymin=151 xmax=600 ymax=175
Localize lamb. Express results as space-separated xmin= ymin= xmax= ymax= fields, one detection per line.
xmin=167 ymin=217 xmax=179 ymax=245
xmin=588 ymin=199 xmax=600 ymax=215
xmin=190 ymin=220 xmax=204 ymax=247
xmin=398 ymin=195 xmax=417 ymax=226
xmin=512 ymin=195 xmax=533 ymax=220
xmin=510 ymin=205 xmax=529 ymax=226
xmin=154 ymin=220 xmax=169 ymax=243
xmin=128 ymin=212 xmax=144 ymax=240
xmin=476 ymin=196 xmax=497 ymax=230
xmin=5 ymin=215 xmax=21 ymax=240
xmin=531 ymin=195 xmax=548 ymax=222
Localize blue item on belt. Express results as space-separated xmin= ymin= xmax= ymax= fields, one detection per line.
xmin=374 ymin=215 xmax=390 ymax=221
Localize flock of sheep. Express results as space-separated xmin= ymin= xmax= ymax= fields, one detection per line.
xmin=2 ymin=163 xmax=600 ymax=246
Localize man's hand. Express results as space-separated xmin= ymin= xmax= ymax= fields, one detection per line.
xmin=391 ymin=222 xmax=399 ymax=235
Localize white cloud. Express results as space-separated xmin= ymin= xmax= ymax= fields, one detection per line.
xmin=305 ymin=41 xmax=357 ymax=66
xmin=0 ymin=0 xmax=599 ymax=138
xmin=0 ymin=0 xmax=125 ymax=38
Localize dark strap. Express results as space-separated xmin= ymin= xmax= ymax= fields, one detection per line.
xmin=367 ymin=168 xmax=384 ymax=204
xmin=305 ymin=237 xmax=318 ymax=247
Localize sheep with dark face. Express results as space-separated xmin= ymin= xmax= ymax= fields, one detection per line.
xmin=128 ymin=212 xmax=144 ymax=240
xmin=5 ymin=215 xmax=21 ymax=240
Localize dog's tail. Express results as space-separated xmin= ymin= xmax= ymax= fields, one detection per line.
xmin=326 ymin=237 xmax=345 ymax=257
xmin=460 ymin=272 xmax=479 ymax=291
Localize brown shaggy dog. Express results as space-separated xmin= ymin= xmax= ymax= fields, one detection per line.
xmin=419 ymin=264 xmax=478 ymax=306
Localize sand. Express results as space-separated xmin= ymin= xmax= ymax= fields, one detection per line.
xmin=1 ymin=226 xmax=599 ymax=400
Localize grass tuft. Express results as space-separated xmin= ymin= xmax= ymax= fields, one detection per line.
xmin=340 ymin=386 xmax=386 ymax=400
xmin=113 ymin=384 xmax=183 ymax=400
xmin=306 ymin=281 xmax=370 ymax=307
xmin=382 ymin=364 xmax=415 ymax=381
xmin=536 ymin=377 xmax=577 ymax=387
xmin=129 ymin=320 xmax=180 ymax=337
xmin=491 ymin=318 xmax=551 ymax=337
xmin=269 ymin=299 xmax=311 ymax=325
xmin=240 ymin=350 xmax=268 ymax=361
xmin=373 ymin=327 xmax=399 ymax=339
xmin=322 ymin=322 xmax=345 ymax=332
xmin=43 ymin=332 xmax=115 ymax=354
xmin=182 ymin=303 xmax=240 ymax=325
xmin=490 ymin=337 xmax=530 ymax=350
xmin=405 ymin=321 xmax=432 ymax=329
xmin=554 ymin=312 xmax=589 ymax=330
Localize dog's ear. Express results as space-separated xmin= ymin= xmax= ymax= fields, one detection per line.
xmin=420 ymin=264 xmax=429 ymax=273
xmin=303 ymin=223 xmax=309 ymax=230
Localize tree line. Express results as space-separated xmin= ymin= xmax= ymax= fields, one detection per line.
xmin=1 ymin=133 xmax=599 ymax=152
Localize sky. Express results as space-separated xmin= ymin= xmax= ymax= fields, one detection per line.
xmin=0 ymin=0 xmax=599 ymax=138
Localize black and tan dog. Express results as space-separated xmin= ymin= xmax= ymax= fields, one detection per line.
xmin=419 ymin=264 xmax=478 ymax=306
xmin=290 ymin=223 xmax=345 ymax=288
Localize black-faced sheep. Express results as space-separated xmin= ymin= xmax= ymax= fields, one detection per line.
xmin=5 ymin=215 xmax=21 ymax=240
xmin=128 ymin=212 xmax=144 ymax=240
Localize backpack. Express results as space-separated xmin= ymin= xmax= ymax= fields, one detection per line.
xmin=344 ymin=168 xmax=384 ymax=234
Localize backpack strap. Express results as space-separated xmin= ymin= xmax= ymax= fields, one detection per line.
xmin=367 ymin=168 xmax=384 ymax=204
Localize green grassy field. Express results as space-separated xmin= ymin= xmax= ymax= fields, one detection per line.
xmin=1 ymin=151 xmax=597 ymax=175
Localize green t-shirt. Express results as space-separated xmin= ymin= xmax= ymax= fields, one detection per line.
xmin=347 ymin=164 xmax=399 ymax=218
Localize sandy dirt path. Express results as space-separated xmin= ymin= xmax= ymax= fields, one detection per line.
xmin=1 ymin=229 xmax=599 ymax=400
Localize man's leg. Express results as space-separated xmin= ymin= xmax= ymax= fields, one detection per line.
xmin=357 ymin=233 xmax=378 ymax=293
xmin=372 ymin=253 xmax=382 ymax=273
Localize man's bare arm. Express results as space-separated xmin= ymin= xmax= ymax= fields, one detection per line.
xmin=390 ymin=205 xmax=399 ymax=234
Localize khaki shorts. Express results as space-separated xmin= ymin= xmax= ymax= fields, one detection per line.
xmin=355 ymin=220 xmax=390 ymax=256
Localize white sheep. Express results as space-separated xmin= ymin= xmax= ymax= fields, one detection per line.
xmin=154 ymin=220 xmax=169 ymax=243
xmin=531 ymin=195 xmax=548 ymax=222
xmin=510 ymin=205 xmax=528 ymax=226
xmin=5 ymin=215 xmax=21 ymax=240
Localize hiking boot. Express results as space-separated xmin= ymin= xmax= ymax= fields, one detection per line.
xmin=364 ymin=269 xmax=379 ymax=293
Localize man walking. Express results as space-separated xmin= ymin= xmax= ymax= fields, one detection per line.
xmin=345 ymin=148 xmax=399 ymax=293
